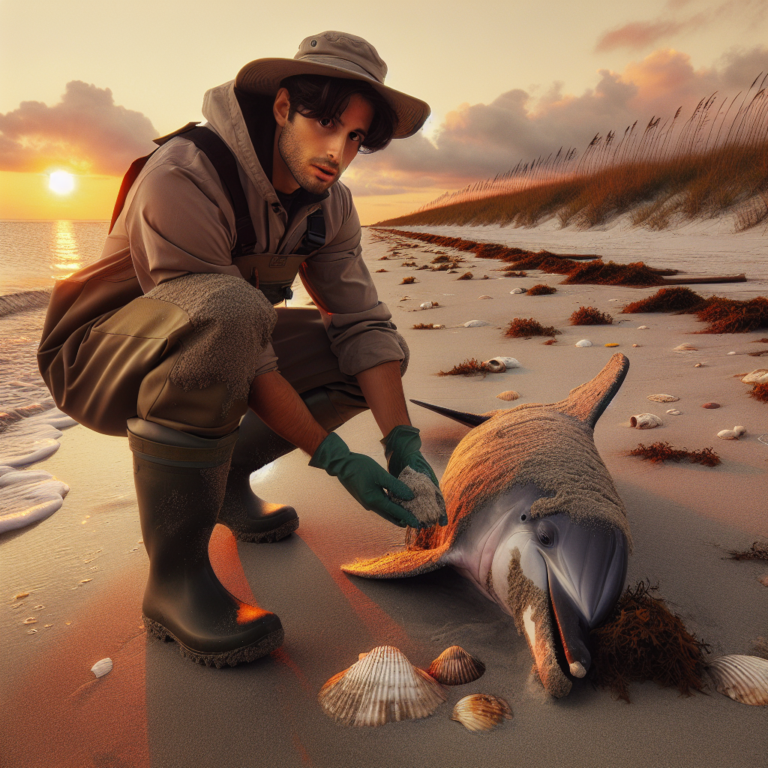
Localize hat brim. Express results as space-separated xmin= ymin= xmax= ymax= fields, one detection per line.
xmin=235 ymin=58 xmax=430 ymax=139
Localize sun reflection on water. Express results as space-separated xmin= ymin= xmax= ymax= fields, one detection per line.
xmin=51 ymin=220 xmax=82 ymax=278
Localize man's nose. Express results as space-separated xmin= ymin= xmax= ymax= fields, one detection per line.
xmin=326 ymin=133 xmax=346 ymax=163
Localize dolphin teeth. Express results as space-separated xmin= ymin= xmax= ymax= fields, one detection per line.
xmin=428 ymin=646 xmax=486 ymax=685
xmin=569 ymin=661 xmax=587 ymax=678
xmin=318 ymin=646 xmax=447 ymax=726
xmin=451 ymin=694 xmax=513 ymax=732
xmin=706 ymin=655 xmax=768 ymax=706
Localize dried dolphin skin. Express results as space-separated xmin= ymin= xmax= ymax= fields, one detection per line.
xmin=390 ymin=466 xmax=446 ymax=527
xmin=318 ymin=646 xmax=447 ymax=726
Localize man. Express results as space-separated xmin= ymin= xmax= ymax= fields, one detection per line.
xmin=38 ymin=31 xmax=444 ymax=668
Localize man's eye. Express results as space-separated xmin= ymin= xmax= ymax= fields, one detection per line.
xmin=319 ymin=118 xmax=333 ymax=128
xmin=349 ymin=132 xmax=363 ymax=143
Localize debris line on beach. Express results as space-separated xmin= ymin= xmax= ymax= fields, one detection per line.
xmin=628 ymin=441 xmax=721 ymax=466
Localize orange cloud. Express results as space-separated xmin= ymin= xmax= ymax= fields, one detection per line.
xmin=0 ymin=81 xmax=158 ymax=176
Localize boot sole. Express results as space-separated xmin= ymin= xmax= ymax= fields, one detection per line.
xmin=144 ymin=616 xmax=284 ymax=668
xmin=229 ymin=516 xmax=299 ymax=544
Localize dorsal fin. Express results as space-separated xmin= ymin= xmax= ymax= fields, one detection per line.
xmin=549 ymin=353 xmax=629 ymax=427
xmin=409 ymin=400 xmax=490 ymax=428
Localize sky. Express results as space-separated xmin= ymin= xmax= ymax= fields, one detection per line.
xmin=0 ymin=0 xmax=766 ymax=224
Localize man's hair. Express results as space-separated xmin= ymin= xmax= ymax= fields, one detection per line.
xmin=279 ymin=75 xmax=397 ymax=153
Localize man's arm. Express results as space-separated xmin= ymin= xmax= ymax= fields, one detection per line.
xmin=355 ymin=361 xmax=411 ymax=437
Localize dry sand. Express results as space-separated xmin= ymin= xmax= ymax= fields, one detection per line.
xmin=1 ymin=225 xmax=767 ymax=768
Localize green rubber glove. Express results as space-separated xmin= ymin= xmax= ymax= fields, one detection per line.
xmin=382 ymin=424 xmax=447 ymax=526
xmin=309 ymin=432 xmax=423 ymax=529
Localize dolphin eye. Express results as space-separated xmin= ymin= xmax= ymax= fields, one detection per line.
xmin=520 ymin=514 xmax=527 ymax=521
xmin=537 ymin=522 xmax=555 ymax=547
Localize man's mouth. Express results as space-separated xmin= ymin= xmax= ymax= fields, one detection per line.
xmin=312 ymin=164 xmax=337 ymax=181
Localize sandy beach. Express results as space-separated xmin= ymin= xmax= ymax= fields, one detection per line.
xmin=1 ymin=223 xmax=767 ymax=768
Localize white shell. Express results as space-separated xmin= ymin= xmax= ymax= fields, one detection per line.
xmin=647 ymin=394 xmax=679 ymax=402
xmin=496 ymin=390 xmax=520 ymax=401
xmin=451 ymin=694 xmax=513 ymax=732
xmin=483 ymin=359 xmax=506 ymax=373
xmin=666 ymin=409 xmax=682 ymax=415
xmin=575 ymin=339 xmax=593 ymax=347
xmin=318 ymin=646 xmax=447 ymax=726
xmin=91 ymin=658 xmax=113 ymax=678
xmin=706 ymin=655 xmax=768 ymax=706
xmin=510 ymin=288 xmax=525 ymax=294
xmin=488 ymin=356 xmax=520 ymax=369
xmin=428 ymin=646 xmax=486 ymax=685
xmin=420 ymin=302 xmax=432 ymax=309
xmin=463 ymin=320 xmax=491 ymax=327
xmin=638 ymin=325 xmax=649 ymax=330
xmin=674 ymin=343 xmax=698 ymax=352
xmin=742 ymin=369 xmax=768 ymax=384
xmin=433 ymin=324 xmax=444 ymax=329
xmin=717 ymin=426 xmax=747 ymax=440
xmin=630 ymin=413 xmax=663 ymax=429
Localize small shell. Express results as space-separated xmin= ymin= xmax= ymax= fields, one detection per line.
xmin=605 ymin=343 xmax=619 ymax=347
xmin=496 ymin=390 xmax=520 ymax=401
xmin=638 ymin=325 xmax=649 ymax=330
xmin=674 ymin=343 xmax=698 ymax=352
xmin=666 ymin=409 xmax=682 ymax=415
xmin=483 ymin=359 xmax=506 ymax=373
xmin=91 ymin=658 xmax=113 ymax=678
xmin=647 ymin=394 xmax=679 ymax=403
xmin=478 ymin=295 xmax=493 ymax=299
xmin=706 ymin=655 xmax=768 ymax=706
xmin=742 ymin=369 xmax=768 ymax=385
xmin=419 ymin=302 xmax=432 ymax=309
xmin=428 ymin=646 xmax=486 ymax=685
xmin=702 ymin=402 xmax=720 ymax=409
xmin=630 ymin=413 xmax=663 ymax=429
xmin=510 ymin=288 xmax=525 ymax=294
xmin=318 ymin=646 xmax=447 ymax=726
xmin=694 ymin=363 xmax=703 ymax=368
xmin=23 ymin=617 xmax=37 ymax=625
xmin=718 ymin=426 xmax=747 ymax=440
xmin=451 ymin=694 xmax=513 ymax=732
xmin=488 ymin=356 xmax=520 ymax=369
xmin=632 ymin=344 xmax=640 ymax=347
xmin=463 ymin=320 xmax=491 ymax=328
xmin=433 ymin=324 xmax=444 ymax=329
xmin=727 ymin=351 xmax=736 ymax=356
xmin=575 ymin=339 xmax=592 ymax=348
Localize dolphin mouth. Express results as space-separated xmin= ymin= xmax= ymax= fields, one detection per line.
xmin=548 ymin=571 xmax=592 ymax=678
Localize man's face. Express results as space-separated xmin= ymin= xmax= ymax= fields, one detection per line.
xmin=273 ymin=92 xmax=374 ymax=195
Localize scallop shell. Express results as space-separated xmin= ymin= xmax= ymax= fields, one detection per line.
xmin=483 ymin=359 xmax=506 ymax=373
xmin=91 ymin=658 xmax=113 ymax=678
xmin=496 ymin=390 xmax=520 ymax=401
xmin=674 ymin=343 xmax=698 ymax=352
xmin=318 ymin=646 xmax=447 ymax=726
xmin=647 ymin=394 xmax=679 ymax=403
xmin=510 ymin=288 xmax=525 ymax=294
xmin=575 ymin=339 xmax=592 ymax=347
xmin=706 ymin=655 xmax=768 ymax=706
xmin=463 ymin=320 xmax=491 ymax=327
xmin=428 ymin=646 xmax=486 ymax=685
xmin=451 ymin=694 xmax=513 ymax=732
xmin=742 ymin=369 xmax=768 ymax=385
xmin=630 ymin=413 xmax=663 ymax=429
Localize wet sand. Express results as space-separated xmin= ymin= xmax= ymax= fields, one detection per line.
xmin=1 ymin=226 xmax=767 ymax=768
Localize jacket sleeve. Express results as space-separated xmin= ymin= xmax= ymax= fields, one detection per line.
xmin=125 ymin=145 xmax=278 ymax=377
xmin=298 ymin=196 xmax=403 ymax=377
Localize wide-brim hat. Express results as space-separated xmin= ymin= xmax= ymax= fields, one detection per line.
xmin=236 ymin=31 xmax=431 ymax=139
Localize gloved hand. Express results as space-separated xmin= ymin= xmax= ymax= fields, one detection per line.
xmin=309 ymin=432 xmax=423 ymax=529
xmin=382 ymin=424 xmax=447 ymax=526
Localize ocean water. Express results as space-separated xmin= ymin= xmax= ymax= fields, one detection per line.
xmin=0 ymin=221 xmax=108 ymax=533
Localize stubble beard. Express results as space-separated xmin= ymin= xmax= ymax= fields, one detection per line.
xmin=278 ymin=121 xmax=339 ymax=195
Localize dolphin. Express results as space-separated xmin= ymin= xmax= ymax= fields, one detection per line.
xmin=342 ymin=353 xmax=632 ymax=698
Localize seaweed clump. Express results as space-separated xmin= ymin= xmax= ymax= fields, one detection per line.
xmin=526 ymin=284 xmax=557 ymax=296
xmin=695 ymin=296 xmax=768 ymax=334
xmin=727 ymin=540 xmax=768 ymax=561
xmin=505 ymin=318 xmax=561 ymax=338
xmin=413 ymin=323 xmax=439 ymax=330
xmin=621 ymin=287 xmax=706 ymax=314
xmin=589 ymin=580 xmax=710 ymax=703
xmin=629 ymin=441 xmax=721 ymax=467
xmin=438 ymin=358 xmax=496 ymax=377
xmin=400 ymin=276 xmax=416 ymax=284
xmin=457 ymin=272 xmax=474 ymax=280
xmin=749 ymin=382 xmax=768 ymax=402
xmin=570 ymin=306 xmax=613 ymax=325
xmin=563 ymin=260 xmax=665 ymax=287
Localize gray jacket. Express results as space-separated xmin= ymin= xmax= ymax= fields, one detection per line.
xmin=100 ymin=80 xmax=402 ymax=377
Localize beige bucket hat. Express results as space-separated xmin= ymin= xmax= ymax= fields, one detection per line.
xmin=236 ymin=31 xmax=431 ymax=139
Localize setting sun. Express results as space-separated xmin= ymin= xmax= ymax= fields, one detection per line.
xmin=49 ymin=171 xmax=75 ymax=195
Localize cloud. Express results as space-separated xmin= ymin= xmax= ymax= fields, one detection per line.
xmin=595 ymin=0 xmax=766 ymax=52
xmin=0 ymin=81 xmax=158 ymax=175
xmin=345 ymin=45 xmax=768 ymax=200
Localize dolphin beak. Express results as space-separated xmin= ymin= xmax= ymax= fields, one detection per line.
xmin=548 ymin=573 xmax=591 ymax=678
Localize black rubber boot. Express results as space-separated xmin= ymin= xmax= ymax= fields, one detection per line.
xmin=128 ymin=419 xmax=284 ymax=667
xmin=219 ymin=387 xmax=367 ymax=542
